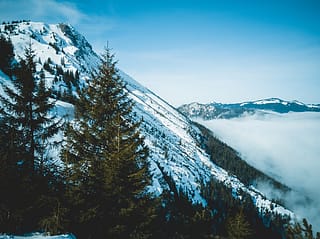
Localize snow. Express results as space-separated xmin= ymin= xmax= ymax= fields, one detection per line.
xmin=292 ymin=100 xmax=304 ymax=106
xmin=54 ymin=100 xmax=74 ymax=119
xmin=0 ymin=21 xmax=297 ymax=227
xmin=0 ymin=70 xmax=13 ymax=96
xmin=63 ymin=46 xmax=77 ymax=55
xmin=308 ymin=104 xmax=320 ymax=108
xmin=124 ymin=71 xmax=296 ymax=216
xmin=0 ymin=233 xmax=75 ymax=239
xmin=253 ymin=98 xmax=281 ymax=105
xmin=0 ymin=70 xmax=11 ymax=81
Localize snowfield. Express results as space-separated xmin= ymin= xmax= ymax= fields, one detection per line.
xmin=0 ymin=233 xmax=75 ymax=239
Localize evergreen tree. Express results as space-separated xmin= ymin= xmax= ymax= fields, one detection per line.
xmin=0 ymin=43 xmax=60 ymax=173
xmin=226 ymin=209 xmax=253 ymax=239
xmin=158 ymin=189 xmax=215 ymax=239
xmin=0 ymin=34 xmax=15 ymax=76
xmin=62 ymin=47 xmax=154 ymax=239
xmin=0 ymin=117 xmax=24 ymax=233
xmin=286 ymin=219 xmax=319 ymax=239
xmin=0 ymin=43 xmax=62 ymax=233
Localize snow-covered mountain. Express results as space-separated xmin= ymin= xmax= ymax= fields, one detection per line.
xmin=179 ymin=98 xmax=320 ymax=120
xmin=0 ymin=21 xmax=296 ymax=225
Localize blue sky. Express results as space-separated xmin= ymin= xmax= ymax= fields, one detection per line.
xmin=1 ymin=0 xmax=320 ymax=106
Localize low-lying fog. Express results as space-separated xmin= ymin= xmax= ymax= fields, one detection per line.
xmin=196 ymin=112 xmax=320 ymax=232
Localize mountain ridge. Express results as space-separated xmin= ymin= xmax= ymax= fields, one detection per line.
xmin=179 ymin=97 xmax=320 ymax=120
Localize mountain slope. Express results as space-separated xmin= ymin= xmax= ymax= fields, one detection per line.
xmin=179 ymin=98 xmax=320 ymax=119
xmin=0 ymin=21 xmax=295 ymax=223
xmin=0 ymin=233 xmax=75 ymax=239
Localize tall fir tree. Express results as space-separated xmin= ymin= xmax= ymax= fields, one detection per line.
xmin=0 ymin=42 xmax=61 ymax=174
xmin=0 ymin=42 xmax=62 ymax=233
xmin=226 ymin=209 xmax=253 ymax=239
xmin=0 ymin=34 xmax=15 ymax=76
xmin=62 ymin=47 xmax=155 ymax=239
xmin=286 ymin=219 xmax=320 ymax=239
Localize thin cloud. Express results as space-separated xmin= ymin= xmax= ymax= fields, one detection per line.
xmin=31 ymin=0 xmax=85 ymax=25
xmin=0 ymin=0 xmax=84 ymax=25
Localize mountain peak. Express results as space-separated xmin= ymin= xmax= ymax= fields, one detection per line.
xmin=1 ymin=20 xmax=100 ymax=76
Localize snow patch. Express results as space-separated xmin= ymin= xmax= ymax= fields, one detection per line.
xmin=0 ymin=233 xmax=75 ymax=239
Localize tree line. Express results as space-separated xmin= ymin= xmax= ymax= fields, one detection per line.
xmin=0 ymin=35 xmax=318 ymax=238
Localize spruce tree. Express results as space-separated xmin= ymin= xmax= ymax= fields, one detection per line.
xmin=0 ymin=42 xmax=60 ymax=173
xmin=0 ymin=34 xmax=15 ymax=76
xmin=62 ymin=47 xmax=154 ymax=238
xmin=286 ymin=219 xmax=319 ymax=239
xmin=0 ymin=43 xmax=62 ymax=233
xmin=226 ymin=209 xmax=253 ymax=239
xmin=0 ymin=117 xmax=24 ymax=233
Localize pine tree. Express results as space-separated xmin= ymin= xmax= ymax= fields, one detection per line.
xmin=0 ymin=43 xmax=62 ymax=233
xmin=226 ymin=209 xmax=253 ymax=239
xmin=0 ymin=117 xmax=24 ymax=233
xmin=62 ymin=47 xmax=154 ymax=239
xmin=286 ymin=219 xmax=319 ymax=239
xmin=0 ymin=34 xmax=15 ymax=76
xmin=0 ymin=42 xmax=60 ymax=173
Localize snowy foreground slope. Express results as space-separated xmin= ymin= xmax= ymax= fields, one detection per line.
xmin=0 ymin=21 xmax=297 ymax=236
xmin=0 ymin=233 xmax=74 ymax=239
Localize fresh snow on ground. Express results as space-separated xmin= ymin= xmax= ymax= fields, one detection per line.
xmin=253 ymin=98 xmax=282 ymax=105
xmin=0 ymin=233 xmax=75 ymax=239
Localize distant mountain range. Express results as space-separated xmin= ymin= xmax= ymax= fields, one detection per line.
xmin=178 ymin=98 xmax=320 ymax=119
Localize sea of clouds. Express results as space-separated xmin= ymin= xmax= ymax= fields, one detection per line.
xmin=196 ymin=111 xmax=320 ymax=232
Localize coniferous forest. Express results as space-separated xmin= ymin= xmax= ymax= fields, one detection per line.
xmin=0 ymin=34 xmax=319 ymax=239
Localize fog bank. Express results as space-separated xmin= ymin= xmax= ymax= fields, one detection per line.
xmin=196 ymin=112 xmax=320 ymax=231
